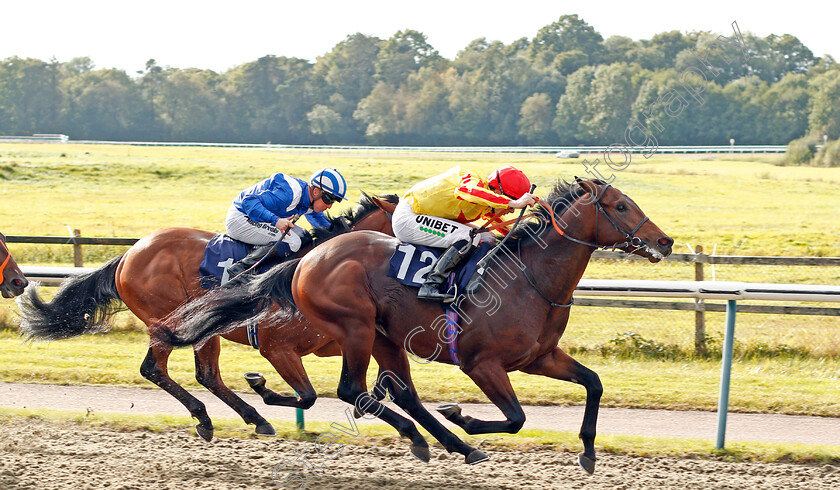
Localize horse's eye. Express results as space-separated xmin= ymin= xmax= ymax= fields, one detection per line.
xmin=616 ymin=204 xmax=627 ymax=212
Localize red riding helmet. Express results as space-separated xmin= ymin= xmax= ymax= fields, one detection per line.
xmin=487 ymin=166 xmax=531 ymax=199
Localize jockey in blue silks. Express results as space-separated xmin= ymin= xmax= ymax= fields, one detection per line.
xmin=224 ymin=167 xmax=348 ymax=278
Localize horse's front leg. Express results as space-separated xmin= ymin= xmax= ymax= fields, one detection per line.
xmin=520 ymin=346 xmax=602 ymax=474
xmin=437 ymin=361 xmax=526 ymax=435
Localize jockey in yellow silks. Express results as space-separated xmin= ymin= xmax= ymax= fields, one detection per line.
xmin=392 ymin=165 xmax=537 ymax=301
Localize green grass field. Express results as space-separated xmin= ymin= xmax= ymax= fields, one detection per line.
xmin=2 ymin=143 xmax=838 ymax=259
xmin=1 ymin=144 xmax=839 ymax=420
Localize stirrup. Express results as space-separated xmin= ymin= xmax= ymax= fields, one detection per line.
xmin=417 ymin=283 xmax=455 ymax=302
xmin=225 ymin=268 xmax=253 ymax=287
xmin=226 ymin=262 xmax=251 ymax=279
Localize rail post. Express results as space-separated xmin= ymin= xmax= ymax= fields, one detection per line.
xmin=716 ymin=299 xmax=737 ymax=450
xmin=694 ymin=245 xmax=706 ymax=355
xmin=72 ymin=229 xmax=83 ymax=267
xmin=294 ymin=391 xmax=305 ymax=431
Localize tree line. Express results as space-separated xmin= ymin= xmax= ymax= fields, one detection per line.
xmin=1 ymin=15 xmax=838 ymax=150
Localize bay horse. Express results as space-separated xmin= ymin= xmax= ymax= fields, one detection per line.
xmin=17 ymin=194 xmax=397 ymax=440
xmin=0 ymin=232 xmax=28 ymax=298
xmin=160 ymin=179 xmax=673 ymax=471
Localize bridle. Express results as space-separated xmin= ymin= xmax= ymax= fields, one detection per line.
xmin=517 ymin=182 xmax=651 ymax=308
xmin=539 ymin=182 xmax=649 ymax=252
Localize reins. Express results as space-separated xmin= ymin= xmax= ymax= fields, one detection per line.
xmin=479 ymin=212 xmax=537 ymax=233
xmin=537 ymin=185 xmax=650 ymax=251
xmin=472 ymin=184 xmax=537 ymax=272
xmin=510 ymin=182 xmax=652 ymax=308
xmin=516 ymin=238 xmax=574 ymax=308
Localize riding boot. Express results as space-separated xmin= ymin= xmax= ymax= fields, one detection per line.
xmin=250 ymin=240 xmax=293 ymax=272
xmin=227 ymin=243 xmax=273 ymax=279
xmin=417 ymin=241 xmax=474 ymax=302
xmin=226 ymin=241 xmax=291 ymax=285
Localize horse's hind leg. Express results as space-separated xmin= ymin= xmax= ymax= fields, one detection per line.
xmin=520 ymin=346 xmax=602 ymax=474
xmin=139 ymin=346 xmax=215 ymax=441
xmin=371 ymin=335 xmax=488 ymax=464
xmin=332 ymin=321 xmax=432 ymax=462
xmin=244 ymin=341 xmax=317 ymax=409
xmin=193 ymin=336 xmax=276 ymax=436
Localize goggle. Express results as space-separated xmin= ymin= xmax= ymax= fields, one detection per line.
xmin=320 ymin=191 xmax=340 ymax=205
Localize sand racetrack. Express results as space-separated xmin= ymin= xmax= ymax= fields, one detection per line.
xmin=1 ymin=418 xmax=837 ymax=489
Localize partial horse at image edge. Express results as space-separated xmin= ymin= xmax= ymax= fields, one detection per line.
xmin=0 ymin=232 xmax=28 ymax=298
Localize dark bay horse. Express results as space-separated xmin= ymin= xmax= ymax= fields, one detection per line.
xmin=0 ymin=232 xmax=28 ymax=298
xmin=17 ymin=194 xmax=397 ymax=440
xmin=159 ymin=179 xmax=673 ymax=471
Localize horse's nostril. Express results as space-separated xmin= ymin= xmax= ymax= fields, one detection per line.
xmin=12 ymin=278 xmax=27 ymax=288
xmin=658 ymin=237 xmax=673 ymax=248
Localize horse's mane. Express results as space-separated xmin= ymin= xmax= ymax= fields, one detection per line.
xmin=508 ymin=179 xmax=604 ymax=244
xmin=307 ymin=192 xmax=399 ymax=243
xmin=341 ymin=191 xmax=399 ymax=224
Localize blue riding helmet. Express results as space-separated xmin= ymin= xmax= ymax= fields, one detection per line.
xmin=309 ymin=168 xmax=348 ymax=202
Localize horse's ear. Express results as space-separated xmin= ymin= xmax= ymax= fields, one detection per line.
xmin=573 ymin=176 xmax=591 ymax=192
xmin=573 ymin=178 xmax=600 ymax=203
xmin=370 ymin=195 xmax=397 ymax=213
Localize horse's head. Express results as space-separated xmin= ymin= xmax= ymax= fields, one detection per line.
xmin=346 ymin=192 xmax=398 ymax=237
xmin=0 ymin=232 xmax=29 ymax=298
xmin=574 ymin=178 xmax=673 ymax=262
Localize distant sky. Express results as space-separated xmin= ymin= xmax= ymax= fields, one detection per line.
xmin=2 ymin=1 xmax=836 ymax=74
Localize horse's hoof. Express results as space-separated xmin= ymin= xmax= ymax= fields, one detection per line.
xmin=410 ymin=444 xmax=431 ymax=463
xmin=578 ymin=453 xmax=596 ymax=474
xmin=244 ymin=372 xmax=266 ymax=391
xmin=436 ymin=403 xmax=461 ymax=419
xmin=195 ymin=424 xmax=214 ymax=441
xmin=465 ymin=449 xmax=490 ymax=465
xmin=255 ymin=423 xmax=276 ymax=436
xmin=353 ymin=407 xmax=364 ymax=419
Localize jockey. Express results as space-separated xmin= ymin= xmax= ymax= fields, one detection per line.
xmin=392 ymin=165 xmax=537 ymax=301
xmin=224 ymin=167 xmax=348 ymax=278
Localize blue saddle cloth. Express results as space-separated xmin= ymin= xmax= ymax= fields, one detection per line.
xmin=199 ymin=234 xmax=267 ymax=289
xmin=386 ymin=242 xmax=492 ymax=296
xmin=387 ymin=241 xmax=493 ymax=366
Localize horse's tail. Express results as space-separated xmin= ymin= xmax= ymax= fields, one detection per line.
xmin=154 ymin=258 xmax=302 ymax=348
xmin=17 ymin=256 xmax=124 ymax=341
